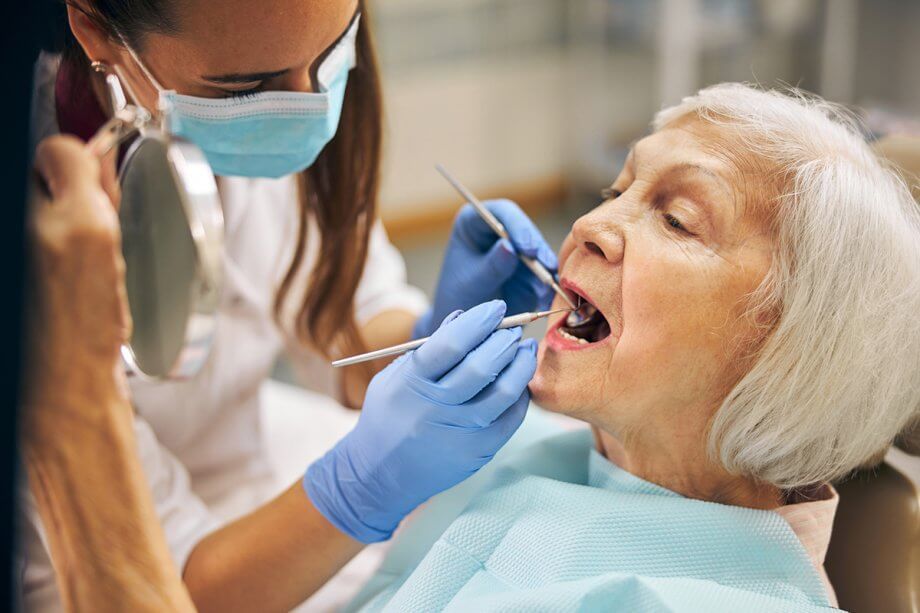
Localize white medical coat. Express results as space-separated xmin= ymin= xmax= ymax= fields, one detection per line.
xmin=19 ymin=53 xmax=428 ymax=612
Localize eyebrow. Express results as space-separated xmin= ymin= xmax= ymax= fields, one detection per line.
xmin=666 ymin=163 xmax=731 ymax=194
xmin=630 ymin=142 xmax=731 ymax=195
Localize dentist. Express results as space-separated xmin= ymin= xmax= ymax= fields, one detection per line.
xmin=23 ymin=1 xmax=558 ymax=612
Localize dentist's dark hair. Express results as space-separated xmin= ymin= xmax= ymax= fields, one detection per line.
xmin=62 ymin=0 xmax=381 ymax=364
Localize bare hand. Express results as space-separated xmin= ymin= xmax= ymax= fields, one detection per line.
xmin=25 ymin=135 xmax=131 ymax=421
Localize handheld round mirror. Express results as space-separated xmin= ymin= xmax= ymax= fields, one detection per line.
xmin=88 ymin=64 xmax=224 ymax=381
xmin=118 ymin=133 xmax=223 ymax=380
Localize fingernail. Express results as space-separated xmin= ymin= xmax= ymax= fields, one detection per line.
xmin=499 ymin=238 xmax=515 ymax=255
xmin=445 ymin=309 xmax=463 ymax=323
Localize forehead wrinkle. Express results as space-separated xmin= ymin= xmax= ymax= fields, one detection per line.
xmin=696 ymin=138 xmax=781 ymax=256
xmin=635 ymin=130 xmax=736 ymax=204
xmin=694 ymin=123 xmax=784 ymax=233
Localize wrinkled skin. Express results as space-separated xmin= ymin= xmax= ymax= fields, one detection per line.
xmin=531 ymin=117 xmax=782 ymax=507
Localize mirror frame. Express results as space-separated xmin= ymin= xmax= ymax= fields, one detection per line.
xmin=118 ymin=130 xmax=224 ymax=381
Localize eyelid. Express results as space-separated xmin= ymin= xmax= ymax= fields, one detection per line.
xmin=663 ymin=212 xmax=694 ymax=236
xmin=223 ymin=83 xmax=264 ymax=97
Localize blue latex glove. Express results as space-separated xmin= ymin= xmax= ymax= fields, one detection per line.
xmin=414 ymin=199 xmax=558 ymax=338
xmin=305 ymin=300 xmax=538 ymax=543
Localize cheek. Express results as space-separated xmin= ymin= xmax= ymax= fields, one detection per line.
xmin=615 ymin=243 xmax=746 ymax=386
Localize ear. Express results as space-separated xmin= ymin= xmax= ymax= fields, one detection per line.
xmin=66 ymin=1 xmax=123 ymax=64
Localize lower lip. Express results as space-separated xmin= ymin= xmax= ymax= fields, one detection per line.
xmin=544 ymin=318 xmax=611 ymax=352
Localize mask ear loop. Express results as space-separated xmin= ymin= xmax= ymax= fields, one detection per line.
xmin=114 ymin=34 xmax=173 ymax=129
xmin=118 ymin=35 xmax=166 ymax=93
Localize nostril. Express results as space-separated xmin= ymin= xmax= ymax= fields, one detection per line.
xmin=585 ymin=241 xmax=604 ymax=257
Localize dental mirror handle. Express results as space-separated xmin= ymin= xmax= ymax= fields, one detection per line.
xmin=332 ymin=308 xmax=569 ymax=368
xmin=434 ymin=164 xmax=577 ymax=310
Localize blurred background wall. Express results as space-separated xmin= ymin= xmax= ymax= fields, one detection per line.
xmin=277 ymin=0 xmax=920 ymax=381
xmin=371 ymin=0 xmax=920 ymax=254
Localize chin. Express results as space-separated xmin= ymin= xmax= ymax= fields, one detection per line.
xmin=530 ymin=278 xmax=619 ymax=417
xmin=529 ymin=341 xmax=582 ymax=416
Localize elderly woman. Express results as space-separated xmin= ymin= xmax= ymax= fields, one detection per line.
xmin=345 ymin=84 xmax=920 ymax=612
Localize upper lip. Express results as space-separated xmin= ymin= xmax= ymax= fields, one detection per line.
xmin=560 ymin=278 xmax=595 ymax=309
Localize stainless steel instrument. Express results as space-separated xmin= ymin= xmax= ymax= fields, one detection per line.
xmin=332 ymin=308 xmax=570 ymax=368
xmin=435 ymin=164 xmax=577 ymax=311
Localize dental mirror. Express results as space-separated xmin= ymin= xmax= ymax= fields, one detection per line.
xmin=566 ymin=299 xmax=595 ymax=328
xmin=89 ymin=64 xmax=224 ymax=381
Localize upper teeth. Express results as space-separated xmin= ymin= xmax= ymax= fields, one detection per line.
xmin=558 ymin=327 xmax=589 ymax=344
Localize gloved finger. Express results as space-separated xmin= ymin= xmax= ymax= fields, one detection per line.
xmin=411 ymin=306 xmax=461 ymax=341
xmin=487 ymin=199 xmax=558 ymax=271
xmin=485 ymin=387 xmax=529 ymax=444
xmin=411 ymin=300 xmax=507 ymax=381
xmin=439 ymin=309 xmax=464 ymax=327
xmin=434 ymin=326 xmax=522 ymax=403
xmin=504 ymin=267 xmax=555 ymax=312
xmin=482 ymin=237 xmax=522 ymax=284
xmin=460 ymin=339 xmax=538 ymax=426
xmin=453 ymin=203 xmax=504 ymax=252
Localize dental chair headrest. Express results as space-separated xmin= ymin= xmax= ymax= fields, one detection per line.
xmin=895 ymin=418 xmax=920 ymax=456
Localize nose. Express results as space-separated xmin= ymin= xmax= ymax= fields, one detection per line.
xmin=571 ymin=205 xmax=625 ymax=264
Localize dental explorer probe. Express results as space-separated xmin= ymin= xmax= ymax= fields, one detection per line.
xmin=332 ymin=308 xmax=571 ymax=368
xmin=435 ymin=164 xmax=578 ymax=311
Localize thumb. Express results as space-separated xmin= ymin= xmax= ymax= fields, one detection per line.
xmin=481 ymin=238 xmax=520 ymax=284
xmin=33 ymin=135 xmax=102 ymax=202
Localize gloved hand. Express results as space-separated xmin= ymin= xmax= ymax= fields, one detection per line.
xmin=305 ymin=300 xmax=537 ymax=543
xmin=413 ymin=199 xmax=558 ymax=338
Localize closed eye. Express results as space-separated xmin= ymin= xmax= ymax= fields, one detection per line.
xmin=663 ymin=212 xmax=693 ymax=235
xmin=223 ymin=83 xmax=264 ymax=98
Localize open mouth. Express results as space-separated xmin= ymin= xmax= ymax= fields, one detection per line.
xmin=554 ymin=285 xmax=612 ymax=346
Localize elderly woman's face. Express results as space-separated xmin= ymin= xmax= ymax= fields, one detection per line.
xmin=531 ymin=118 xmax=774 ymax=434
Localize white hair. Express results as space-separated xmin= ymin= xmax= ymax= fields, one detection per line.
xmin=653 ymin=83 xmax=920 ymax=488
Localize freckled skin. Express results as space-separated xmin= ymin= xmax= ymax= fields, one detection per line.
xmin=531 ymin=118 xmax=780 ymax=507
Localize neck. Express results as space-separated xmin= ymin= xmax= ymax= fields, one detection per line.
xmin=592 ymin=420 xmax=782 ymax=510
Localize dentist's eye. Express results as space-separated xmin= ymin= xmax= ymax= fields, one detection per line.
xmin=224 ymin=84 xmax=264 ymax=98
xmin=600 ymin=187 xmax=622 ymax=201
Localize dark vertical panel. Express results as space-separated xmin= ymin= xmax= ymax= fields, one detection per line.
xmin=0 ymin=0 xmax=67 ymax=608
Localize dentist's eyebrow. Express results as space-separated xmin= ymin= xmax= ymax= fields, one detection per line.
xmin=202 ymin=68 xmax=290 ymax=84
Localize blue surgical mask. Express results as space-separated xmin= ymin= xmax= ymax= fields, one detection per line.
xmin=123 ymin=15 xmax=360 ymax=178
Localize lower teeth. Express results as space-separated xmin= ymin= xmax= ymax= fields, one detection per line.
xmin=558 ymin=328 xmax=589 ymax=344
